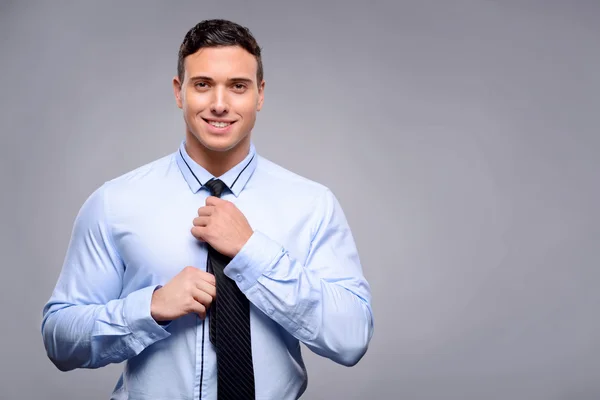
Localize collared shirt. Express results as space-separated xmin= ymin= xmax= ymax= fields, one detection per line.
xmin=41 ymin=140 xmax=374 ymax=400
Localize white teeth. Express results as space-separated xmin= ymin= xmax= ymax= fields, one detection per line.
xmin=208 ymin=121 xmax=231 ymax=128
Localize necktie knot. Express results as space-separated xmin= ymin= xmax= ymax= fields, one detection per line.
xmin=204 ymin=178 xmax=227 ymax=198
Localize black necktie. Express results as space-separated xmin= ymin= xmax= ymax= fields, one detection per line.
xmin=204 ymin=178 xmax=255 ymax=400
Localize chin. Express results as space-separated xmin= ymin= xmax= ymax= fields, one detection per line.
xmin=194 ymin=132 xmax=246 ymax=153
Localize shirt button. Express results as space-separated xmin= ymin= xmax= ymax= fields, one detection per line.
xmin=236 ymin=274 xmax=243 ymax=282
xmin=267 ymin=308 xmax=274 ymax=315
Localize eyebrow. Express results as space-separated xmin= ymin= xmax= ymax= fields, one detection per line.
xmin=189 ymin=76 xmax=254 ymax=84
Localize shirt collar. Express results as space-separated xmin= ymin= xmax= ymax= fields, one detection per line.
xmin=175 ymin=140 xmax=258 ymax=197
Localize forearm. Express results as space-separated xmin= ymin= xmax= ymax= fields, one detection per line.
xmin=226 ymin=232 xmax=374 ymax=366
xmin=41 ymin=285 xmax=170 ymax=371
xmin=249 ymin=266 xmax=372 ymax=366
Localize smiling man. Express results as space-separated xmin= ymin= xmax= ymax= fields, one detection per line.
xmin=41 ymin=19 xmax=374 ymax=400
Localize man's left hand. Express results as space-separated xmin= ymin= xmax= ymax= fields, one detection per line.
xmin=191 ymin=196 xmax=253 ymax=258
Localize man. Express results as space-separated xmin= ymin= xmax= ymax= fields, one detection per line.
xmin=42 ymin=19 xmax=374 ymax=400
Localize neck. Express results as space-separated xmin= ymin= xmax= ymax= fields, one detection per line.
xmin=184 ymin=131 xmax=251 ymax=178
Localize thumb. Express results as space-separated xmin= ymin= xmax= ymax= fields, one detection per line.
xmin=205 ymin=196 xmax=225 ymax=206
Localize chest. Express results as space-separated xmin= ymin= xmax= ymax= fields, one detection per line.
xmin=113 ymin=193 xmax=313 ymax=291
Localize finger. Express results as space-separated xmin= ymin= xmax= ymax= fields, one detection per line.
xmin=190 ymin=302 xmax=207 ymax=319
xmin=198 ymin=205 xmax=215 ymax=217
xmin=195 ymin=270 xmax=216 ymax=286
xmin=190 ymin=226 xmax=206 ymax=240
xmin=195 ymin=278 xmax=217 ymax=298
xmin=191 ymin=287 xmax=214 ymax=308
xmin=192 ymin=216 xmax=210 ymax=227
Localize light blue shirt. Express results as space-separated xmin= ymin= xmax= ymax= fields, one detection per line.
xmin=41 ymin=141 xmax=374 ymax=400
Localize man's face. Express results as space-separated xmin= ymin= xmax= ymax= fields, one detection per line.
xmin=174 ymin=46 xmax=264 ymax=154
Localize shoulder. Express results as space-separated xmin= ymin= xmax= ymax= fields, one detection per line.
xmin=252 ymin=155 xmax=344 ymax=220
xmin=253 ymin=155 xmax=330 ymax=198
xmin=103 ymin=152 xmax=176 ymax=192
xmin=87 ymin=151 xmax=179 ymax=217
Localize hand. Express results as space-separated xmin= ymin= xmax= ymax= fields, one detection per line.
xmin=151 ymin=266 xmax=216 ymax=322
xmin=191 ymin=196 xmax=253 ymax=258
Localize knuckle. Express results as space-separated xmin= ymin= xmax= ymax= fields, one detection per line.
xmin=183 ymin=265 xmax=194 ymax=273
xmin=202 ymin=273 xmax=215 ymax=285
xmin=184 ymin=280 xmax=195 ymax=292
xmin=185 ymin=301 xmax=195 ymax=312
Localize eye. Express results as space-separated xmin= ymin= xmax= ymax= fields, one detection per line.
xmin=232 ymin=83 xmax=247 ymax=92
xmin=195 ymin=82 xmax=209 ymax=89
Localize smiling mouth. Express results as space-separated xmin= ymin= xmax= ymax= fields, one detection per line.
xmin=203 ymin=118 xmax=235 ymax=128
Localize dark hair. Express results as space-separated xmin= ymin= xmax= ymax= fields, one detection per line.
xmin=177 ymin=19 xmax=263 ymax=84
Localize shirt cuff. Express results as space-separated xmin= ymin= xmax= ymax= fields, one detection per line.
xmin=224 ymin=230 xmax=283 ymax=291
xmin=123 ymin=285 xmax=172 ymax=348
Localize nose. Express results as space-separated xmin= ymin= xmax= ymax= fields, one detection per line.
xmin=210 ymin=86 xmax=229 ymax=115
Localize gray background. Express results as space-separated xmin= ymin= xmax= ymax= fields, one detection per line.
xmin=1 ymin=1 xmax=599 ymax=399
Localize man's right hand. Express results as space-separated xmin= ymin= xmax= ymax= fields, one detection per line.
xmin=151 ymin=266 xmax=216 ymax=322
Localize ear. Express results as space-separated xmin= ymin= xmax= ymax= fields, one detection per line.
xmin=173 ymin=76 xmax=183 ymax=109
xmin=256 ymin=80 xmax=265 ymax=111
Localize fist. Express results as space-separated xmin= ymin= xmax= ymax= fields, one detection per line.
xmin=191 ymin=196 xmax=253 ymax=258
xmin=151 ymin=266 xmax=216 ymax=322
